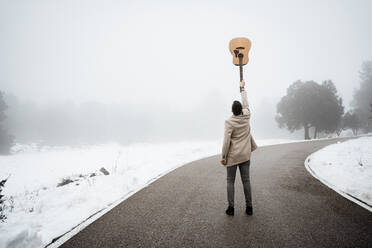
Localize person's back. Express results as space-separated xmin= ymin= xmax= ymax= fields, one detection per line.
xmin=221 ymin=81 xmax=257 ymax=166
xmin=224 ymin=110 xmax=252 ymax=165
xmin=221 ymin=80 xmax=257 ymax=216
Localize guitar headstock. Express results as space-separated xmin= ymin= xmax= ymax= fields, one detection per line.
xmin=229 ymin=37 xmax=251 ymax=66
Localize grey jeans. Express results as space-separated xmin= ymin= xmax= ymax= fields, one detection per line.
xmin=227 ymin=160 xmax=252 ymax=207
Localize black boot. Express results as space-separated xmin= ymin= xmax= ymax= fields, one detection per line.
xmin=246 ymin=206 xmax=253 ymax=215
xmin=225 ymin=206 xmax=234 ymax=216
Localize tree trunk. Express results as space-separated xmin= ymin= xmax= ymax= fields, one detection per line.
xmin=313 ymin=126 xmax=318 ymax=139
xmin=336 ymin=128 xmax=342 ymax=136
xmin=304 ymin=124 xmax=310 ymax=140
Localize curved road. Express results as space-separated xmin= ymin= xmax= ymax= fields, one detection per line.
xmin=61 ymin=138 xmax=372 ymax=248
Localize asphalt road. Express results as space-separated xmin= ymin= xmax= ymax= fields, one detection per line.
xmin=61 ymin=138 xmax=372 ymax=248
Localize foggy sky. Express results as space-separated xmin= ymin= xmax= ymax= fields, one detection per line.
xmin=1 ymin=0 xmax=371 ymax=143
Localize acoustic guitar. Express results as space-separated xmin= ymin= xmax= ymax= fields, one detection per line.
xmin=229 ymin=37 xmax=251 ymax=82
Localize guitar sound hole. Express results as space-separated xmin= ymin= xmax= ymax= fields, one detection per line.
xmin=234 ymin=50 xmax=240 ymax=57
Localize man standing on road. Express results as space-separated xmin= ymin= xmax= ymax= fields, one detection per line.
xmin=221 ymin=80 xmax=257 ymax=216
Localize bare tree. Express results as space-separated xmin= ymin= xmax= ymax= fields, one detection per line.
xmin=0 ymin=91 xmax=14 ymax=154
xmin=343 ymin=111 xmax=361 ymax=135
xmin=352 ymin=61 xmax=372 ymax=133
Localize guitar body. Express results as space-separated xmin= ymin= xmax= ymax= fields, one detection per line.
xmin=229 ymin=37 xmax=252 ymax=66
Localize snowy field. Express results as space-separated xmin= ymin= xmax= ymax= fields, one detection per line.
xmin=0 ymin=139 xmax=295 ymax=248
xmin=305 ymin=137 xmax=372 ymax=212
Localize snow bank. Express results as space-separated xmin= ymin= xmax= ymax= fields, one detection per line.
xmin=305 ymin=137 xmax=372 ymax=212
xmin=0 ymin=139 xmax=294 ymax=248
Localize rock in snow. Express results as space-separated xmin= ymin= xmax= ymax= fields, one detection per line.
xmin=99 ymin=167 xmax=109 ymax=176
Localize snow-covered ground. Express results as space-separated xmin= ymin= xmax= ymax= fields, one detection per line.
xmin=0 ymin=139 xmax=295 ymax=248
xmin=305 ymin=137 xmax=372 ymax=212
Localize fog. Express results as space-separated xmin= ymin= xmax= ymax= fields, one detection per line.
xmin=1 ymin=0 xmax=371 ymax=145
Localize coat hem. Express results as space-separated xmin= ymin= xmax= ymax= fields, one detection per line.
xmin=225 ymin=158 xmax=251 ymax=167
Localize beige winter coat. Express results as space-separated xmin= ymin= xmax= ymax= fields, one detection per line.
xmin=221 ymin=89 xmax=258 ymax=167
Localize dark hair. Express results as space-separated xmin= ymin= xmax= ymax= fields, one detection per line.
xmin=232 ymin=101 xmax=242 ymax=116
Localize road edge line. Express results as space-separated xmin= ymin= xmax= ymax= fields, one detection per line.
xmin=304 ymin=154 xmax=372 ymax=213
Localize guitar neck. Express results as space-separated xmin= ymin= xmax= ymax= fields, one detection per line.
xmin=239 ymin=56 xmax=244 ymax=82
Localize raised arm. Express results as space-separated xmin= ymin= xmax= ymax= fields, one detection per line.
xmin=240 ymin=80 xmax=251 ymax=118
